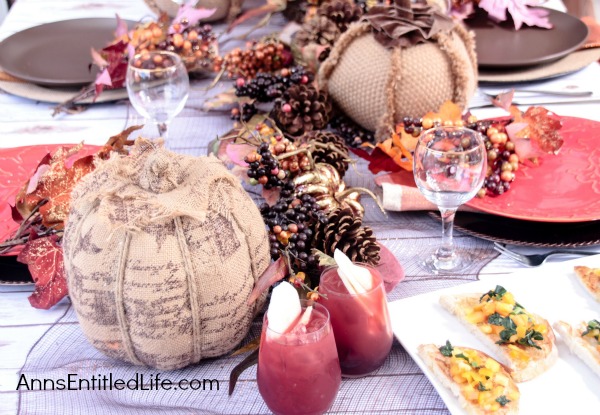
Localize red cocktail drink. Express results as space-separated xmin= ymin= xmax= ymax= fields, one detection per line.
xmin=319 ymin=265 xmax=393 ymax=377
xmin=257 ymin=301 xmax=341 ymax=415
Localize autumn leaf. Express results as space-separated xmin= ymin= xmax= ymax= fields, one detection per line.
xmin=16 ymin=143 xmax=96 ymax=229
xmin=504 ymin=107 xmax=563 ymax=160
xmin=17 ymin=234 xmax=68 ymax=309
xmin=229 ymin=348 xmax=259 ymax=396
xmin=522 ymin=106 xmax=563 ymax=154
xmin=98 ymin=124 xmax=142 ymax=158
xmin=491 ymin=90 xmax=515 ymax=112
xmin=376 ymin=242 xmax=405 ymax=292
xmin=247 ymin=257 xmax=288 ymax=305
xmin=351 ymin=147 xmax=404 ymax=175
xmin=422 ymin=100 xmax=463 ymax=123
xmin=226 ymin=143 xmax=255 ymax=166
xmin=169 ymin=5 xmax=216 ymax=34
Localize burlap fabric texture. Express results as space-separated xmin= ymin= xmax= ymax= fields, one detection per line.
xmin=143 ymin=0 xmax=244 ymax=22
xmin=63 ymin=138 xmax=270 ymax=370
xmin=318 ymin=21 xmax=478 ymax=139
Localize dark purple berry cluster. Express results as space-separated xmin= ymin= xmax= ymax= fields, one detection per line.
xmin=234 ymin=66 xmax=312 ymax=103
xmin=245 ymin=142 xmax=287 ymax=189
xmin=260 ymin=189 xmax=328 ymax=272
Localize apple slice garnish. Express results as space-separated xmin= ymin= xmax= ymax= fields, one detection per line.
xmin=266 ymin=281 xmax=302 ymax=336
xmin=334 ymin=249 xmax=374 ymax=295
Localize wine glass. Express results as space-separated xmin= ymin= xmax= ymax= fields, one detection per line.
xmin=413 ymin=126 xmax=487 ymax=274
xmin=126 ymin=50 xmax=189 ymax=140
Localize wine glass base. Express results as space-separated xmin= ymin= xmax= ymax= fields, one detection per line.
xmin=418 ymin=250 xmax=477 ymax=275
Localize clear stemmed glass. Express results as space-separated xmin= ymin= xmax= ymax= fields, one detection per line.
xmin=126 ymin=50 xmax=189 ymax=140
xmin=413 ymin=126 xmax=487 ymax=274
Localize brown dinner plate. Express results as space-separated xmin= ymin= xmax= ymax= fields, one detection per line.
xmin=429 ymin=211 xmax=600 ymax=248
xmin=465 ymin=7 xmax=589 ymax=68
xmin=0 ymin=18 xmax=134 ymax=87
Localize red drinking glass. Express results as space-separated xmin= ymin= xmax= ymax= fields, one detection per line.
xmin=319 ymin=264 xmax=393 ymax=377
xmin=257 ymin=301 xmax=341 ymax=415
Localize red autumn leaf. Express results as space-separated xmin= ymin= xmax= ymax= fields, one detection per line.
xmin=491 ymin=90 xmax=515 ymax=112
xmin=522 ymin=106 xmax=563 ymax=154
xmin=351 ymin=147 xmax=404 ymax=175
xmin=17 ymin=235 xmax=68 ymax=309
xmin=226 ymin=143 xmax=255 ymax=166
xmin=374 ymin=242 xmax=405 ymax=293
xmin=10 ymin=205 xmax=23 ymax=224
xmin=247 ymin=257 xmax=288 ymax=305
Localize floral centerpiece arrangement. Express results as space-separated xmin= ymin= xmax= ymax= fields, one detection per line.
xmin=3 ymin=0 xmax=563 ymax=314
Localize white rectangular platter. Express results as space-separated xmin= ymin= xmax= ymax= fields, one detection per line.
xmin=389 ymin=255 xmax=600 ymax=415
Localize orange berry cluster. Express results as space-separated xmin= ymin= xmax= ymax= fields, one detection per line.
xmin=126 ymin=21 xmax=219 ymax=71
xmin=214 ymin=40 xmax=293 ymax=79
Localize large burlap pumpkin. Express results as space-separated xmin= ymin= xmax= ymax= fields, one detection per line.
xmin=318 ymin=0 xmax=477 ymax=138
xmin=63 ymin=139 xmax=270 ymax=370
xmin=144 ymin=0 xmax=244 ymax=22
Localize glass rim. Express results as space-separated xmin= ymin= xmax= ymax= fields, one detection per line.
xmin=417 ymin=126 xmax=486 ymax=156
xmin=319 ymin=263 xmax=383 ymax=297
xmin=263 ymin=300 xmax=331 ymax=339
xmin=128 ymin=50 xmax=183 ymax=71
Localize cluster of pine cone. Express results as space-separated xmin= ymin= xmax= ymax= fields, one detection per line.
xmin=293 ymin=0 xmax=364 ymax=61
xmin=251 ymin=125 xmax=380 ymax=283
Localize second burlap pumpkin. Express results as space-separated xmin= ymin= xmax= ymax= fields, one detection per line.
xmin=63 ymin=139 xmax=270 ymax=370
xmin=318 ymin=1 xmax=477 ymax=139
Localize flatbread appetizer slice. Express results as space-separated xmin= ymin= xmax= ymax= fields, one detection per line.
xmin=573 ymin=266 xmax=600 ymax=302
xmin=553 ymin=319 xmax=600 ymax=378
xmin=440 ymin=285 xmax=558 ymax=382
xmin=418 ymin=341 xmax=519 ymax=415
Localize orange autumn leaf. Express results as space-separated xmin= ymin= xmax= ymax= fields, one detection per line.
xmin=395 ymin=124 xmax=419 ymax=152
xmin=375 ymin=132 xmax=413 ymax=171
xmin=16 ymin=143 xmax=96 ymax=229
xmin=422 ymin=100 xmax=463 ymax=123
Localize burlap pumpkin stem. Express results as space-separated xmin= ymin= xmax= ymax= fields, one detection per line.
xmin=314 ymin=207 xmax=380 ymax=265
xmin=298 ymin=130 xmax=350 ymax=176
xmin=272 ymin=84 xmax=332 ymax=136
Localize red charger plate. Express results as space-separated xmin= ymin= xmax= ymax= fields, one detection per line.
xmin=466 ymin=116 xmax=600 ymax=223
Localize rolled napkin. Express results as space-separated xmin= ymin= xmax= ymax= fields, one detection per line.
xmin=377 ymin=171 xmax=480 ymax=212
xmin=382 ymin=181 xmax=436 ymax=211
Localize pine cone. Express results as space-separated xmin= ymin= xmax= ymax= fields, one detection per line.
xmin=294 ymin=15 xmax=341 ymax=49
xmin=317 ymin=0 xmax=363 ymax=33
xmin=273 ymin=84 xmax=332 ymax=136
xmin=300 ymin=131 xmax=350 ymax=176
xmin=314 ymin=207 xmax=380 ymax=265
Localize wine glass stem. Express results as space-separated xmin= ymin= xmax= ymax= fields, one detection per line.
xmin=157 ymin=122 xmax=168 ymax=139
xmin=436 ymin=207 xmax=457 ymax=260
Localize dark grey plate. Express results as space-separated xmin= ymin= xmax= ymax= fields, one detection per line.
xmin=429 ymin=211 xmax=600 ymax=248
xmin=466 ymin=7 xmax=589 ymax=69
xmin=0 ymin=255 xmax=33 ymax=285
xmin=0 ymin=18 xmax=133 ymax=87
